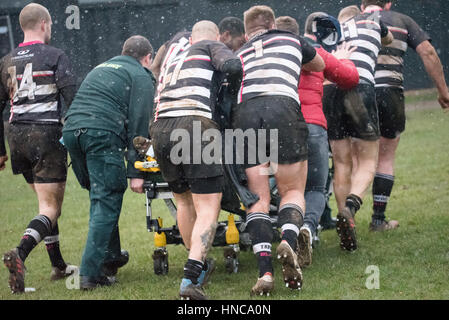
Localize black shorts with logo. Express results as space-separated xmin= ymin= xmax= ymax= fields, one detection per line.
xmin=324 ymin=84 xmax=380 ymax=141
xmin=232 ymin=95 xmax=309 ymax=168
xmin=150 ymin=116 xmax=224 ymax=194
xmin=376 ymin=87 xmax=405 ymax=139
xmin=8 ymin=123 xmax=67 ymax=184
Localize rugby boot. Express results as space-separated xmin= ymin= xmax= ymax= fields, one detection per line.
xmin=297 ymin=225 xmax=313 ymax=268
xmin=80 ymin=275 xmax=116 ymax=290
xmin=250 ymin=272 xmax=274 ymax=296
xmin=2 ymin=248 xmax=26 ymax=294
xmin=276 ymin=240 xmax=303 ymax=290
xmin=369 ymin=219 xmax=399 ymax=232
xmin=179 ymin=278 xmax=208 ymax=300
xmin=336 ymin=206 xmax=357 ymax=251
xmin=133 ymin=136 xmax=151 ymax=157
xmin=102 ymin=250 xmax=129 ymax=277
xmin=50 ymin=264 xmax=79 ymax=281
xmin=197 ymin=258 xmax=216 ymax=288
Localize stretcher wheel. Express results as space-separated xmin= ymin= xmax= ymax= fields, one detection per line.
xmin=152 ymin=248 xmax=169 ymax=275
xmin=223 ymin=247 xmax=239 ymax=274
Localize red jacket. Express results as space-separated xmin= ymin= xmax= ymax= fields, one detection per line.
xmin=299 ymin=46 xmax=359 ymax=129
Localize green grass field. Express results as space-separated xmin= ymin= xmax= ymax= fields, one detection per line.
xmin=1 ymin=95 xmax=448 ymax=300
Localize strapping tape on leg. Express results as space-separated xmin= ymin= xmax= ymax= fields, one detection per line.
xmin=253 ymin=242 xmax=272 ymax=254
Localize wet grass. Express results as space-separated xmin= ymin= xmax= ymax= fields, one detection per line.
xmin=0 ymin=99 xmax=448 ymax=300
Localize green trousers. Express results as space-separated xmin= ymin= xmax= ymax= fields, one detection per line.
xmin=63 ymin=128 xmax=128 ymax=277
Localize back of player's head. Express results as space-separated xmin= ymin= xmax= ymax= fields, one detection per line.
xmin=244 ymin=5 xmax=276 ymax=36
xmin=275 ymin=16 xmax=299 ymax=35
xmin=338 ymin=5 xmax=362 ymax=23
xmin=191 ymin=20 xmax=219 ymax=43
xmin=219 ymin=17 xmax=245 ymax=36
xmin=122 ymin=35 xmax=154 ymax=61
xmin=361 ymin=0 xmax=392 ymax=8
xmin=19 ymin=3 xmax=51 ymax=31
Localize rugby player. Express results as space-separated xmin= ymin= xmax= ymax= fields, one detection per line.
xmin=234 ymin=6 xmax=324 ymax=295
xmin=371 ymin=0 xmax=449 ymax=231
xmin=276 ymin=14 xmax=359 ymax=266
xmin=150 ymin=21 xmax=242 ymax=300
xmin=0 ymin=3 xmax=77 ymax=293
xmin=325 ymin=4 xmax=393 ymax=251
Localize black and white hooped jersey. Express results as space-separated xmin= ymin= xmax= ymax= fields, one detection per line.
xmin=341 ymin=10 xmax=389 ymax=85
xmin=375 ymin=9 xmax=430 ymax=89
xmin=154 ymin=31 xmax=191 ymax=105
xmin=155 ymin=40 xmax=240 ymax=120
xmin=236 ymin=30 xmax=316 ymax=105
xmin=0 ymin=41 xmax=76 ymax=124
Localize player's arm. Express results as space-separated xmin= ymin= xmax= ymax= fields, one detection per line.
xmin=380 ymin=20 xmax=393 ymax=46
xmin=416 ymin=41 xmax=449 ymax=109
xmin=210 ymin=42 xmax=243 ymax=95
xmin=405 ymin=16 xmax=449 ymax=110
xmin=150 ymin=43 xmax=166 ymax=81
xmin=0 ymin=79 xmax=8 ymax=170
xmin=55 ymin=52 xmax=77 ymax=108
xmin=126 ymin=73 xmax=155 ymax=182
xmin=323 ymin=43 xmax=359 ymax=89
xmin=301 ymin=37 xmax=325 ymax=72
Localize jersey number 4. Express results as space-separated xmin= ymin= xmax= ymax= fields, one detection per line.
xmin=7 ymin=63 xmax=37 ymax=102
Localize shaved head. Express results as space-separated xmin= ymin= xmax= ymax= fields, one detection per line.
xmin=191 ymin=20 xmax=219 ymax=43
xmin=19 ymin=3 xmax=51 ymax=31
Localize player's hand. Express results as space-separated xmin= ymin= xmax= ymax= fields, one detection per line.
xmin=437 ymin=89 xmax=449 ymax=111
xmin=0 ymin=155 xmax=8 ymax=171
xmin=332 ymin=42 xmax=357 ymax=60
xmin=130 ymin=178 xmax=144 ymax=193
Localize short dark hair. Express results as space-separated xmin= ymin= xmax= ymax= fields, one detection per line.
xmin=122 ymin=35 xmax=154 ymax=61
xmin=362 ymin=0 xmax=391 ymax=8
xmin=219 ymin=17 xmax=245 ymax=36
xmin=275 ymin=16 xmax=299 ymax=35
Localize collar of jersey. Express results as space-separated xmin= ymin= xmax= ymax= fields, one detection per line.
xmin=19 ymin=40 xmax=44 ymax=47
xmin=363 ymin=5 xmax=384 ymax=13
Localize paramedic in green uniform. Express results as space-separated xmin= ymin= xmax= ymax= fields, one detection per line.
xmin=62 ymin=35 xmax=155 ymax=289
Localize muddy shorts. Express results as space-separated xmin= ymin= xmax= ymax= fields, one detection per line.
xmin=8 ymin=123 xmax=67 ymax=183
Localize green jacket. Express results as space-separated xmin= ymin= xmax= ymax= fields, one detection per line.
xmin=63 ymin=55 xmax=155 ymax=178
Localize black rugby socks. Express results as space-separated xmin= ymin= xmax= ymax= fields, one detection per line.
xmin=17 ymin=215 xmax=52 ymax=262
xmin=372 ymin=173 xmax=395 ymax=225
xmin=44 ymin=223 xmax=67 ymax=270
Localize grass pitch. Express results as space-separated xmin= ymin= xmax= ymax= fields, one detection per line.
xmin=0 ymin=94 xmax=448 ymax=300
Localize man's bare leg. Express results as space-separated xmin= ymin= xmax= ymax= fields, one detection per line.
xmin=173 ymin=191 xmax=196 ymax=250
xmin=179 ymin=192 xmax=221 ymax=300
xmin=330 ymin=139 xmax=353 ymax=212
xmin=3 ymin=182 xmax=71 ymax=293
xmin=350 ymin=139 xmax=379 ymax=198
xmin=274 ymin=161 xmax=307 ymax=290
xmin=189 ymin=193 xmax=221 ymax=262
xmin=245 ymin=163 xmax=274 ymax=295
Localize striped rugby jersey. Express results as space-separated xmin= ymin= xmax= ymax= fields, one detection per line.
xmin=375 ymin=10 xmax=430 ymax=89
xmin=236 ymin=30 xmax=316 ymax=105
xmin=0 ymin=41 xmax=76 ymax=124
xmin=341 ymin=10 xmax=389 ymax=85
xmin=155 ymin=40 xmax=241 ymax=120
xmin=154 ymin=31 xmax=191 ymax=106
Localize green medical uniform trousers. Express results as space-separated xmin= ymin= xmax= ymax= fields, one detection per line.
xmin=63 ymin=128 xmax=128 ymax=277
